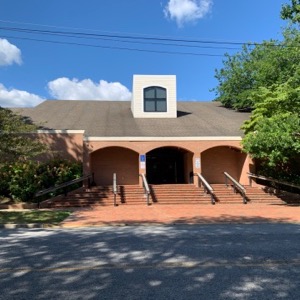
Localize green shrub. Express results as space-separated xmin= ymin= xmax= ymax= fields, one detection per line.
xmin=0 ymin=158 xmax=82 ymax=202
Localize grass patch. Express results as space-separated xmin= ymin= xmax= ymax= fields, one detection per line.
xmin=0 ymin=210 xmax=72 ymax=225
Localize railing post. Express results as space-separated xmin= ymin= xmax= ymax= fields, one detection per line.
xmin=114 ymin=193 xmax=117 ymax=207
xmin=210 ymin=194 xmax=215 ymax=205
xmin=224 ymin=174 xmax=228 ymax=187
xmin=113 ymin=173 xmax=117 ymax=207
xmin=248 ymin=176 xmax=252 ymax=187
xmin=224 ymin=172 xmax=247 ymax=204
xmin=139 ymin=174 xmax=151 ymax=206
xmin=195 ymin=173 xmax=215 ymax=205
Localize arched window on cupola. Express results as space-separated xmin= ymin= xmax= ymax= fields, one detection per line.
xmin=144 ymin=86 xmax=167 ymax=112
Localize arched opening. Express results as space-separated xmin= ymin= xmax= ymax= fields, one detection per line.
xmin=146 ymin=147 xmax=193 ymax=184
xmin=201 ymin=146 xmax=247 ymax=183
xmin=90 ymin=147 xmax=139 ymax=185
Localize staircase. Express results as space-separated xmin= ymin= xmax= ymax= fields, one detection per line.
xmin=44 ymin=186 xmax=113 ymax=208
xmin=43 ymin=185 xmax=146 ymax=208
xmin=211 ymin=184 xmax=246 ymax=204
xmin=245 ymin=186 xmax=300 ymax=204
xmin=118 ymin=185 xmax=148 ymax=205
xmin=150 ymin=184 xmax=212 ymax=204
xmin=43 ymin=183 xmax=298 ymax=208
xmin=211 ymin=184 xmax=289 ymax=204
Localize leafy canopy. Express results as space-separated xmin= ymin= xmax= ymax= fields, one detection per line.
xmin=213 ymin=28 xmax=300 ymax=110
xmin=213 ymin=1 xmax=300 ymax=182
xmin=0 ymin=107 xmax=46 ymax=163
xmin=281 ymin=0 xmax=300 ymax=24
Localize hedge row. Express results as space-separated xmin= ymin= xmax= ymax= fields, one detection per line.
xmin=0 ymin=158 xmax=82 ymax=202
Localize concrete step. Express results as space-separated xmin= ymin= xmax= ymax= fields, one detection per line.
xmin=211 ymin=184 xmax=287 ymax=204
xmin=149 ymin=184 xmax=212 ymax=204
xmin=44 ymin=183 xmax=298 ymax=208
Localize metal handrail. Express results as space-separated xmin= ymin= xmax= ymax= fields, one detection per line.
xmin=34 ymin=173 xmax=94 ymax=208
xmin=113 ymin=173 xmax=118 ymax=206
xmin=248 ymin=172 xmax=300 ymax=191
xmin=224 ymin=172 xmax=247 ymax=204
xmin=35 ymin=174 xmax=93 ymax=197
xmin=139 ymin=174 xmax=151 ymax=205
xmin=195 ymin=173 xmax=215 ymax=205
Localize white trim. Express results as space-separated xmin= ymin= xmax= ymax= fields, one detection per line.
xmin=84 ymin=136 xmax=242 ymax=142
xmin=37 ymin=130 xmax=85 ymax=134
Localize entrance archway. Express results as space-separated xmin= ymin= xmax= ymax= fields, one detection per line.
xmin=90 ymin=147 xmax=139 ymax=185
xmin=146 ymin=147 xmax=192 ymax=184
xmin=201 ymin=146 xmax=247 ymax=183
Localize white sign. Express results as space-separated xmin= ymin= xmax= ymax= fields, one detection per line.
xmin=195 ymin=158 xmax=200 ymax=169
xmin=140 ymin=161 xmax=145 ymax=169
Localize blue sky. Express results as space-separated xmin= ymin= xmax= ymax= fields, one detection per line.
xmin=0 ymin=0 xmax=288 ymax=107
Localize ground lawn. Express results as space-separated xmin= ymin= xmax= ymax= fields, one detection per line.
xmin=0 ymin=210 xmax=72 ymax=225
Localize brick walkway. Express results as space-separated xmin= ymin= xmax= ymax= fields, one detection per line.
xmin=60 ymin=203 xmax=300 ymax=227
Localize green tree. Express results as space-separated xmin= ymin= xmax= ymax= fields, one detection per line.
xmin=213 ymin=28 xmax=300 ymax=110
xmin=0 ymin=107 xmax=46 ymax=163
xmin=213 ymin=3 xmax=300 ymax=182
xmin=242 ymin=113 xmax=300 ymax=182
xmin=281 ymin=0 xmax=300 ymax=24
xmin=242 ymin=81 xmax=300 ymax=134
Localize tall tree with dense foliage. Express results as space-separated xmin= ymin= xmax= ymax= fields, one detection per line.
xmin=0 ymin=107 xmax=46 ymax=163
xmin=213 ymin=28 xmax=300 ymax=110
xmin=281 ymin=0 xmax=300 ymax=24
xmin=213 ymin=1 xmax=300 ymax=182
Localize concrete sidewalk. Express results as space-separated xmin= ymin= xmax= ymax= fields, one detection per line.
xmin=60 ymin=203 xmax=300 ymax=227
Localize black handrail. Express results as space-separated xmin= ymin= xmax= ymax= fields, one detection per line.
xmin=195 ymin=173 xmax=216 ymax=205
xmin=224 ymin=172 xmax=247 ymax=204
xmin=248 ymin=172 xmax=300 ymax=191
xmin=34 ymin=173 xmax=94 ymax=208
xmin=139 ymin=174 xmax=151 ymax=205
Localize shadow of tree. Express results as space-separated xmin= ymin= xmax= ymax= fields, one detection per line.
xmin=12 ymin=111 xmax=85 ymax=163
xmin=0 ymin=223 xmax=299 ymax=299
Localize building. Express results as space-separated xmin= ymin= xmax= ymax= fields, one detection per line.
xmin=15 ymin=75 xmax=252 ymax=187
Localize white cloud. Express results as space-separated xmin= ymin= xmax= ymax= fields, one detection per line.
xmin=0 ymin=39 xmax=22 ymax=66
xmin=0 ymin=83 xmax=44 ymax=108
xmin=164 ymin=0 xmax=213 ymax=27
xmin=48 ymin=77 xmax=132 ymax=101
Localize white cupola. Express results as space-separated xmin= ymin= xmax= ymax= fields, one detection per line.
xmin=131 ymin=75 xmax=177 ymax=118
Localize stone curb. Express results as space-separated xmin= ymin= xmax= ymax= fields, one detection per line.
xmin=0 ymin=223 xmax=60 ymax=229
xmin=1 ymin=220 xmax=300 ymax=229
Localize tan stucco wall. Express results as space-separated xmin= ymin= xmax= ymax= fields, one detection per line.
xmin=201 ymin=146 xmax=247 ymax=183
xmin=37 ymin=132 xmax=84 ymax=161
xmin=34 ymin=133 xmax=250 ymax=185
xmin=84 ymin=139 xmax=250 ymax=185
xmin=90 ymin=147 xmax=139 ymax=185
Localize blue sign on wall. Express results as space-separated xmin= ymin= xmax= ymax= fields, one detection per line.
xmin=140 ymin=154 xmax=145 ymax=162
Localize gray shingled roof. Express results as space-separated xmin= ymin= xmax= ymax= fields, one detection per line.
xmin=13 ymin=100 xmax=250 ymax=137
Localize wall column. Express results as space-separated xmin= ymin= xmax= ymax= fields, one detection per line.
xmin=139 ymin=153 xmax=146 ymax=186
xmin=193 ymin=152 xmax=201 ymax=186
xmin=83 ymin=142 xmax=91 ymax=186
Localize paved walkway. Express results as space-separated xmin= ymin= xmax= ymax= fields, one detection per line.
xmin=60 ymin=203 xmax=300 ymax=227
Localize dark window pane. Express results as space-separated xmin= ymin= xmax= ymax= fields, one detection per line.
xmin=144 ymin=86 xmax=167 ymax=112
xmin=156 ymin=100 xmax=167 ymax=112
xmin=145 ymin=100 xmax=155 ymax=112
xmin=144 ymin=88 xmax=155 ymax=98
xmin=156 ymin=88 xmax=166 ymax=99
